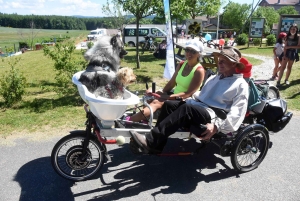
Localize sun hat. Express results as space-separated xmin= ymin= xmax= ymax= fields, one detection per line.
xmin=236 ymin=57 xmax=252 ymax=78
xmin=279 ymin=32 xmax=287 ymax=39
xmin=185 ymin=40 xmax=204 ymax=53
xmin=212 ymin=47 xmax=245 ymax=70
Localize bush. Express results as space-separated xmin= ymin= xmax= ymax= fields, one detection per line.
xmin=87 ymin=41 xmax=94 ymax=49
xmin=43 ymin=39 xmax=87 ymax=96
xmin=0 ymin=57 xmax=26 ymax=107
xmin=253 ymin=38 xmax=261 ymax=46
xmin=236 ymin=33 xmax=248 ymax=45
xmin=266 ymin=34 xmax=276 ymax=46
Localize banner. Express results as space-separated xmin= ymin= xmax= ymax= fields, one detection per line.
xmin=163 ymin=0 xmax=175 ymax=80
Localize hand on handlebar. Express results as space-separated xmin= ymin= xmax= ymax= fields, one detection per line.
xmin=198 ymin=123 xmax=218 ymax=141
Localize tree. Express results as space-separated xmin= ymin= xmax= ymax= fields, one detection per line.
xmin=185 ymin=0 xmax=221 ymax=19
xmin=221 ymin=2 xmax=251 ymax=32
xmin=102 ymin=0 xmax=128 ymax=30
xmin=277 ymin=6 xmax=298 ymax=15
xmin=17 ymin=20 xmax=41 ymax=50
xmin=253 ymin=6 xmax=279 ymax=35
xmin=118 ymin=0 xmax=162 ymax=69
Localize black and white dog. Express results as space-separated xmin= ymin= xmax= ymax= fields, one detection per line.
xmin=79 ymin=35 xmax=136 ymax=99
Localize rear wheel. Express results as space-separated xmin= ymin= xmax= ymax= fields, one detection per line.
xmin=267 ymin=86 xmax=280 ymax=99
xmin=51 ymin=133 xmax=105 ymax=181
xmin=128 ymin=42 xmax=135 ymax=47
xmin=231 ymin=124 xmax=269 ymax=173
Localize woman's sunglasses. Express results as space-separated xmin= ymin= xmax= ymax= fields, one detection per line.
xmin=185 ymin=48 xmax=197 ymax=54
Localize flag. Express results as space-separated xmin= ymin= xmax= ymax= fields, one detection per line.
xmin=163 ymin=0 xmax=175 ymax=80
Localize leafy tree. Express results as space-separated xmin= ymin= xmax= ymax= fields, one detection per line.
xmin=185 ymin=0 xmax=221 ymax=19
xmin=277 ymin=6 xmax=298 ymax=15
xmin=118 ymin=0 xmax=162 ymax=69
xmin=253 ymin=6 xmax=279 ymax=35
xmin=102 ymin=0 xmax=128 ymax=30
xmin=221 ymin=2 xmax=251 ymax=32
xmin=43 ymin=40 xmax=87 ymax=96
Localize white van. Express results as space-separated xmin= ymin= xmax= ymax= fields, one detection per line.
xmin=123 ymin=26 xmax=166 ymax=47
xmin=87 ymin=28 xmax=107 ymax=41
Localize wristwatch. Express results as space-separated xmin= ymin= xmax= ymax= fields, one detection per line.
xmin=175 ymin=96 xmax=182 ymax=100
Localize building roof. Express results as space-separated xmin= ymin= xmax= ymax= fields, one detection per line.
xmin=260 ymin=0 xmax=300 ymax=5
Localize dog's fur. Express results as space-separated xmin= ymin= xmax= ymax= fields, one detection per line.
xmin=79 ymin=35 xmax=136 ymax=99
xmin=93 ymin=67 xmax=136 ymax=99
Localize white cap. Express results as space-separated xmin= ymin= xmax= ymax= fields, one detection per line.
xmin=185 ymin=40 xmax=204 ymax=53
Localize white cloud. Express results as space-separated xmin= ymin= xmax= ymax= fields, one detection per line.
xmin=2 ymin=0 xmax=107 ymax=16
xmin=6 ymin=0 xmax=45 ymax=10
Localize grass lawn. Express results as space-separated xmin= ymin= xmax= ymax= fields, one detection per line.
xmin=0 ymin=39 xmax=299 ymax=138
xmin=0 ymin=27 xmax=89 ymax=52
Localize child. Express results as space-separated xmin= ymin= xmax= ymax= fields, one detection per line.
xmin=271 ymin=32 xmax=286 ymax=81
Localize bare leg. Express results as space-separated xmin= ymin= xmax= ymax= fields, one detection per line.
xmin=129 ymin=99 xmax=165 ymax=122
xmin=272 ymin=58 xmax=280 ymax=78
xmin=277 ymin=58 xmax=288 ymax=85
xmin=284 ymin=60 xmax=294 ymax=83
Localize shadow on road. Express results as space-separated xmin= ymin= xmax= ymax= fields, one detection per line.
xmin=14 ymin=157 xmax=75 ymax=201
xmin=75 ymin=138 xmax=240 ymax=200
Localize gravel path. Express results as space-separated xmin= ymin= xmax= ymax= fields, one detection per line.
xmin=243 ymin=54 xmax=275 ymax=84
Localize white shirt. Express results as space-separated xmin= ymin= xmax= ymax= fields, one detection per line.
xmin=274 ymin=43 xmax=284 ymax=56
xmin=186 ymin=74 xmax=249 ymax=134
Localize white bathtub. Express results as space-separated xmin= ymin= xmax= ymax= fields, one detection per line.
xmin=72 ymin=71 xmax=140 ymax=127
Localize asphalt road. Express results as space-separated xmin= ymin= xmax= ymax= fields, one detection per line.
xmin=1 ymin=115 xmax=299 ymax=201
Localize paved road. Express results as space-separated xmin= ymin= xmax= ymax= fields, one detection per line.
xmin=1 ymin=115 xmax=299 ymax=201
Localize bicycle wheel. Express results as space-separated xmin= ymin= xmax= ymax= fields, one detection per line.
xmin=51 ymin=132 xmax=105 ymax=181
xmin=150 ymin=42 xmax=158 ymax=51
xmin=231 ymin=124 xmax=269 ymax=173
xmin=267 ymin=86 xmax=280 ymax=99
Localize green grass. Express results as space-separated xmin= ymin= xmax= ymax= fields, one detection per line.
xmin=0 ymin=27 xmax=89 ymax=52
xmin=0 ymin=38 xmax=299 ymax=137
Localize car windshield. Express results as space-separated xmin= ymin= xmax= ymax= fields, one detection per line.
xmin=90 ymin=31 xmax=97 ymax=35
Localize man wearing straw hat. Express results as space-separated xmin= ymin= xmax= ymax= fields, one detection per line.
xmin=130 ymin=47 xmax=249 ymax=154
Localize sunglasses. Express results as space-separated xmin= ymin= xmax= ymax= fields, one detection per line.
xmin=185 ymin=48 xmax=197 ymax=54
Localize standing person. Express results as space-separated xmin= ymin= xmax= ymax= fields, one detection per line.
xmin=153 ymin=40 xmax=167 ymax=59
xmin=129 ymin=47 xmax=249 ymax=154
xmin=277 ymin=24 xmax=300 ymax=87
xmin=181 ymin=29 xmax=185 ymax=38
xmin=271 ymin=32 xmax=286 ymax=81
xmin=125 ymin=40 xmax=205 ymax=123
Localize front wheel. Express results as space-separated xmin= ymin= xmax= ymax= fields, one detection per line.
xmin=231 ymin=124 xmax=269 ymax=173
xmin=51 ymin=132 xmax=105 ymax=181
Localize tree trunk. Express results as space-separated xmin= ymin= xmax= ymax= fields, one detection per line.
xmin=136 ymin=18 xmax=140 ymax=69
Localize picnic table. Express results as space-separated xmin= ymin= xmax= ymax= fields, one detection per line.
xmin=174 ymin=42 xmax=219 ymax=69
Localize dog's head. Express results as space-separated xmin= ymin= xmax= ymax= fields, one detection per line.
xmin=84 ymin=35 xmax=127 ymax=72
xmin=116 ymin=67 xmax=136 ymax=86
xmin=110 ymin=35 xmax=128 ymax=59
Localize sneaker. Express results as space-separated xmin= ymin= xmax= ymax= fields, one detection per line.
xmin=276 ymin=81 xmax=281 ymax=87
xmin=285 ymin=80 xmax=290 ymax=85
xmin=121 ymin=114 xmax=131 ymax=121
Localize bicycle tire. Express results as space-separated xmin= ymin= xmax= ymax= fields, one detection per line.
xmin=231 ymin=124 xmax=269 ymax=173
xmin=51 ymin=132 xmax=105 ymax=181
xmin=267 ymin=86 xmax=280 ymax=99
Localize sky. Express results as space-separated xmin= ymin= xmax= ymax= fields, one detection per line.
xmin=0 ymin=0 xmax=261 ymax=17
